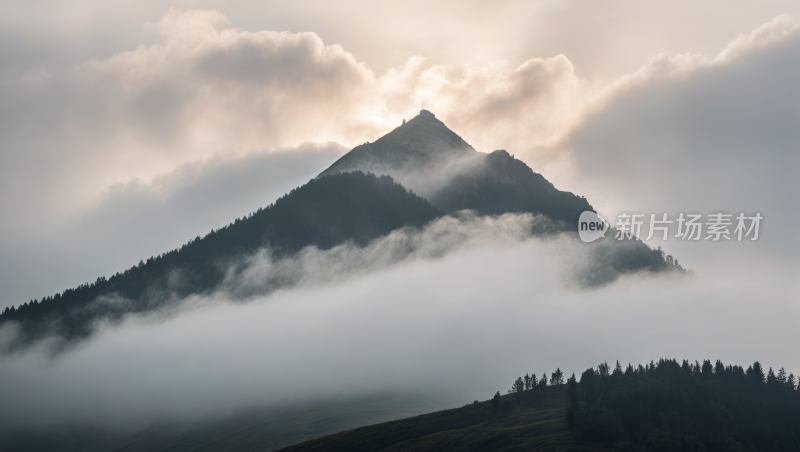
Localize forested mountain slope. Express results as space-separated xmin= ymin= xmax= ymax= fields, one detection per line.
xmin=1 ymin=112 xmax=688 ymax=351
xmin=0 ymin=172 xmax=442 ymax=348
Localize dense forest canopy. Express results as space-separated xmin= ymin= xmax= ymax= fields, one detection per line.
xmin=504 ymin=358 xmax=800 ymax=451
xmin=0 ymin=172 xmax=442 ymax=348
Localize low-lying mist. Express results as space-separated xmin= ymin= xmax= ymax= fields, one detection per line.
xmin=0 ymin=213 xmax=795 ymax=437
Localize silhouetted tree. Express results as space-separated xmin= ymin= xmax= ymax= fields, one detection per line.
xmin=715 ymin=359 xmax=725 ymax=375
xmin=580 ymin=368 xmax=596 ymax=397
xmin=612 ymin=360 xmax=623 ymax=377
xmin=752 ymin=361 xmax=765 ymax=384
xmin=597 ymin=362 xmax=610 ymax=379
xmin=767 ymin=367 xmax=777 ymax=386
xmin=566 ymin=373 xmax=578 ymax=429
xmin=701 ymin=359 xmax=713 ymax=377
xmin=550 ymin=368 xmax=564 ymax=386
xmin=682 ymin=359 xmax=692 ymax=376
xmin=509 ymin=377 xmax=524 ymax=405
xmin=539 ymin=372 xmax=548 ymax=400
xmin=777 ymin=367 xmax=788 ymax=387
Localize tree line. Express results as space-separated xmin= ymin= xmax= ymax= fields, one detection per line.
xmin=498 ymin=358 xmax=800 ymax=451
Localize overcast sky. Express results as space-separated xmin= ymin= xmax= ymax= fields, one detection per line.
xmin=1 ymin=0 xmax=799 ymax=433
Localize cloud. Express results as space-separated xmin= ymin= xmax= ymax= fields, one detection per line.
xmin=0 ymin=7 xmax=600 ymax=232
xmin=412 ymin=56 xmax=584 ymax=149
xmin=0 ymin=213 xmax=796 ymax=434
xmin=1 ymin=14 xmax=799 ymax=438
xmin=3 ymin=11 xmax=800 ymax=311
xmin=73 ymin=8 xmax=386 ymax=152
xmin=0 ymin=8 xmax=597 ymax=309
xmin=0 ymin=143 xmax=344 ymax=309
xmin=555 ymin=15 xmax=800 ymax=275
xmin=0 ymin=10 xmax=404 ymax=248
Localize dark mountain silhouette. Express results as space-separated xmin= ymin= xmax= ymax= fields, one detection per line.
xmin=320 ymin=110 xmax=591 ymax=228
xmin=0 ymin=111 xmax=685 ymax=350
xmin=318 ymin=110 xmax=684 ymax=286
xmin=0 ymin=172 xmax=441 ymax=350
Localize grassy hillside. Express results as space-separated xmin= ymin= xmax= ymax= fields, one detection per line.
xmin=0 ymin=395 xmax=454 ymax=452
xmin=282 ymin=389 xmax=607 ymax=452
xmin=108 ymin=396 xmax=452 ymax=452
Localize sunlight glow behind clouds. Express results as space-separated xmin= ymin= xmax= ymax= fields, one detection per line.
xmin=2 ymin=9 xmax=799 ymax=308
xmin=1 ymin=3 xmax=800 ymax=443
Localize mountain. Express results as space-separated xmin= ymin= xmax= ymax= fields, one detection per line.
xmin=319 ymin=110 xmax=592 ymax=228
xmin=0 ymin=172 xmax=442 ymax=349
xmin=318 ymin=110 xmax=684 ymax=285
xmin=0 ymin=111 xmax=685 ymax=349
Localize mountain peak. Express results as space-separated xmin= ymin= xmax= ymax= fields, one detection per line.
xmin=318 ymin=111 xmax=593 ymax=229
xmin=419 ymin=109 xmax=435 ymax=119
xmin=318 ymin=110 xmax=476 ymax=181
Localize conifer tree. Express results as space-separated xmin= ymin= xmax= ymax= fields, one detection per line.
xmin=767 ymin=367 xmax=777 ymax=386
xmin=550 ymin=368 xmax=564 ymax=386
xmin=701 ymin=359 xmax=713 ymax=376
xmin=625 ymin=363 xmax=634 ymax=376
xmin=613 ymin=360 xmax=623 ymax=377
xmin=566 ymin=373 xmax=578 ymax=429
xmin=597 ymin=361 xmax=610 ymax=379
xmin=752 ymin=362 xmax=765 ymax=384
xmin=539 ymin=372 xmax=548 ymax=400
xmin=776 ymin=368 xmax=787 ymax=387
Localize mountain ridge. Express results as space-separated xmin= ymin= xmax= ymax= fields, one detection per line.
xmin=0 ymin=172 xmax=443 ymax=350
xmin=0 ymin=112 xmax=685 ymax=350
xmin=319 ymin=110 xmax=477 ymax=179
xmin=319 ymin=110 xmax=592 ymax=227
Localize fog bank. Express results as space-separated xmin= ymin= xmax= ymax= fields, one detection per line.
xmin=0 ymin=214 xmax=794 ymax=433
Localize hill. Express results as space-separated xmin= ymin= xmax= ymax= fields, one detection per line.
xmin=283 ymin=359 xmax=800 ymax=452
xmin=282 ymin=389 xmax=604 ymax=452
xmin=0 ymin=395 xmax=456 ymax=452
